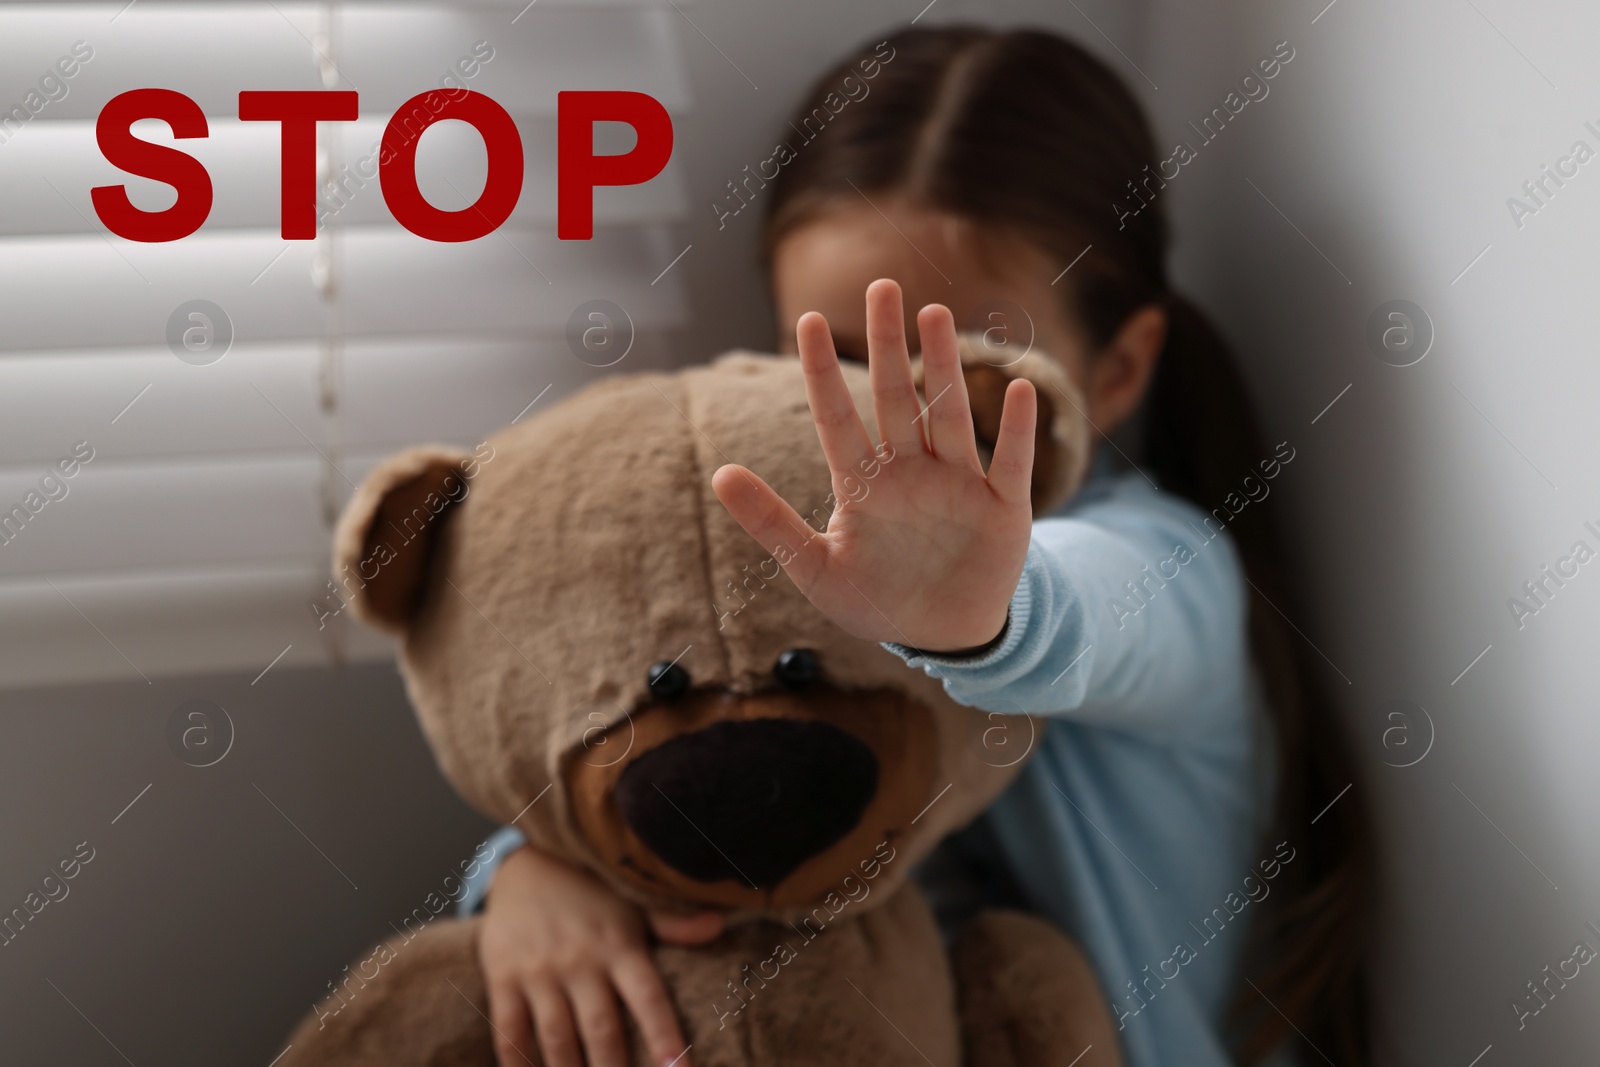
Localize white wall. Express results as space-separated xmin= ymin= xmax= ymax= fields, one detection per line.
xmin=0 ymin=662 xmax=491 ymax=1065
xmin=1138 ymin=0 xmax=1600 ymax=1063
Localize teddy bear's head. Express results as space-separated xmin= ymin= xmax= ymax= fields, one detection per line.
xmin=333 ymin=346 xmax=1089 ymax=919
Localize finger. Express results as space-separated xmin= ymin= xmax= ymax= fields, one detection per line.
xmin=864 ymin=279 xmax=927 ymax=455
xmin=795 ymin=311 xmax=876 ymax=475
xmin=568 ymin=973 xmax=630 ymax=1067
xmin=987 ymin=378 xmax=1038 ymax=506
xmin=527 ymin=979 xmax=583 ymax=1067
xmin=647 ymin=907 xmax=726 ymax=946
xmin=916 ymin=303 xmax=980 ymax=471
xmin=488 ymin=980 xmax=538 ymax=1067
xmin=711 ymin=464 xmax=827 ymax=588
xmin=612 ymin=954 xmax=692 ymax=1067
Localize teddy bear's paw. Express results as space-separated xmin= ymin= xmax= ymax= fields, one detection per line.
xmin=278 ymin=918 xmax=498 ymax=1067
xmin=955 ymin=910 xmax=1124 ymax=1067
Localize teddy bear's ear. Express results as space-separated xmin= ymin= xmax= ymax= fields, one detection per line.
xmin=914 ymin=335 xmax=1093 ymax=516
xmin=331 ymin=446 xmax=472 ymax=636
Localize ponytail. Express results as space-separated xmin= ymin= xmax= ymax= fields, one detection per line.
xmin=1149 ymin=293 xmax=1374 ymax=1065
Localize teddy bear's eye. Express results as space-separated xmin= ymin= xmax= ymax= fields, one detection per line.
xmin=647 ymin=660 xmax=690 ymax=700
xmin=773 ymin=648 xmax=819 ymax=687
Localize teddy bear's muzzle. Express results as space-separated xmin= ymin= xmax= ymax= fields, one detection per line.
xmin=566 ymin=683 xmax=938 ymax=911
xmin=613 ymin=717 xmax=879 ymax=888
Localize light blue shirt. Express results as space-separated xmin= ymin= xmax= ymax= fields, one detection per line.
xmin=888 ymin=466 xmax=1274 ymax=1067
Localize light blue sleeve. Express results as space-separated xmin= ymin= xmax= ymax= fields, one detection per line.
xmin=457 ymin=825 xmax=527 ymax=917
xmin=885 ymin=474 xmax=1250 ymax=736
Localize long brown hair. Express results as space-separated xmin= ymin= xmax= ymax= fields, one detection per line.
xmin=761 ymin=26 xmax=1373 ymax=1065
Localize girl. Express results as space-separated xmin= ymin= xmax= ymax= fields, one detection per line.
xmin=468 ymin=26 xmax=1372 ymax=1067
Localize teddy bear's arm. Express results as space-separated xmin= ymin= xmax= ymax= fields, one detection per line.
xmin=955 ymin=910 xmax=1125 ymax=1067
xmin=280 ymin=917 xmax=498 ymax=1067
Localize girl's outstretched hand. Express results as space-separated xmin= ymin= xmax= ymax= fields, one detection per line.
xmin=712 ymin=279 xmax=1037 ymax=653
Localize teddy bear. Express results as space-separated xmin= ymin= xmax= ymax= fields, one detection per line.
xmin=279 ymin=342 xmax=1122 ymax=1067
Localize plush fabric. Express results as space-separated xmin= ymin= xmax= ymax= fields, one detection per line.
xmin=283 ymin=349 xmax=1122 ymax=1066
xmin=284 ymin=919 xmax=493 ymax=1066
xmin=956 ymin=910 xmax=1124 ymax=1067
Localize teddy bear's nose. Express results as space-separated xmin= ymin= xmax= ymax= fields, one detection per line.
xmin=613 ymin=718 xmax=879 ymax=888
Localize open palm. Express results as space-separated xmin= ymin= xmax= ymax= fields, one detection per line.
xmin=712 ymin=279 xmax=1037 ymax=652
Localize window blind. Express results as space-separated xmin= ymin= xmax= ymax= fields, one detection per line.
xmin=0 ymin=0 xmax=692 ymax=688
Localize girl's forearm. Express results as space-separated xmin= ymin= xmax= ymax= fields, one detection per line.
xmin=885 ymin=485 xmax=1252 ymax=735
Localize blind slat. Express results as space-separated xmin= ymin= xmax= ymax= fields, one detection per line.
xmin=0 ymin=453 xmax=341 ymax=579
xmin=0 ymin=225 xmax=688 ymax=352
xmin=0 ymin=564 xmax=393 ymax=690
xmin=0 ymin=334 xmax=672 ymax=465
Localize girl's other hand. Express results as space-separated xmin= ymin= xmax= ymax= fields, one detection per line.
xmin=479 ymin=845 xmax=720 ymax=1067
xmin=712 ymin=278 xmax=1037 ymax=652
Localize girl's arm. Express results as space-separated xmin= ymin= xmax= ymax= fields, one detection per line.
xmin=713 ymin=278 xmax=1249 ymax=738
xmin=886 ymin=480 xmax=1252 ymax=734
xmin=476 ymin=842 xmax=720 ymax=1067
